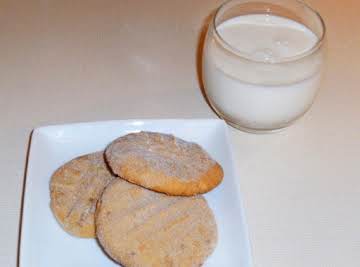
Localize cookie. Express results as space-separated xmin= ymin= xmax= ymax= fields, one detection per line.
xmin=105 ymin=131 xmax=223 ymax=196
xmin=96 ymin=178 xmax=217 ymax=267
xmin=50 ymin=152 xmax=115 ymax=238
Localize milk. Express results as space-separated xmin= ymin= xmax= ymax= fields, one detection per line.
xmin=203 ymin=14 xmax=323 ymax=131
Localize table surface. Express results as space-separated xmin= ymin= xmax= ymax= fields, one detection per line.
xmin=1 ymin=1 xmax=359 ymax=266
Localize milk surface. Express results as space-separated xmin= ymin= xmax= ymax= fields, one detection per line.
xmin=203 ymin=14 xmax=323 ymax=131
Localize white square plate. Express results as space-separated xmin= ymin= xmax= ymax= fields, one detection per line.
xmin=19 ymin=119 xmax=252 ymax=267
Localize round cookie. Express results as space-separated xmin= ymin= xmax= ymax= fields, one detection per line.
xmin=105 ymin=131 xmax=223 ymax=196
xmin=50 ymin=152 xmax=115 ymax=238
xmin=96 ymin=178 xmax=218 ymax=267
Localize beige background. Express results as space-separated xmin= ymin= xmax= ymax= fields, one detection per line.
xmin=0 ymin=0 xmax=359 ymax=266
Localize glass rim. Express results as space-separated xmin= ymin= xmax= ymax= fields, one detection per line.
xmin=212 ymin=0 xmax=326 ymax=64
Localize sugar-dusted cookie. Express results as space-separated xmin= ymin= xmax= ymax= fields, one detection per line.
xmin=50 ymin=152 xmax=115 ymax=238
xmin=105 ymin=131 xmax=223 ymax=196
xmin=96 ymin=178 xmax=217 ymax=267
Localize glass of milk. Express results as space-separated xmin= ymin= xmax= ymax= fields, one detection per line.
xmin=202 ymin=0 xmax=326 ymax=133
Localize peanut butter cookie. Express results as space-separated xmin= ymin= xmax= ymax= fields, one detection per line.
xmin=96 ymin=178 xmax=217 ymax=267
xmin=50 ymin=152 xmax=115 ymax=238
xmin=105 ymin=132 xmax=223 ymax=196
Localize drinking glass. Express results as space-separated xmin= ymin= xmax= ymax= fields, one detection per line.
xmin=202 ymin=0 xmax=326 ymax=133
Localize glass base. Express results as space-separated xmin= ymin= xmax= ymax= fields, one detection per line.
xmin=204 ymin=91 xmax=312 ymax=134
xmin=225 ymin=119 xmax=290 ymax=134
